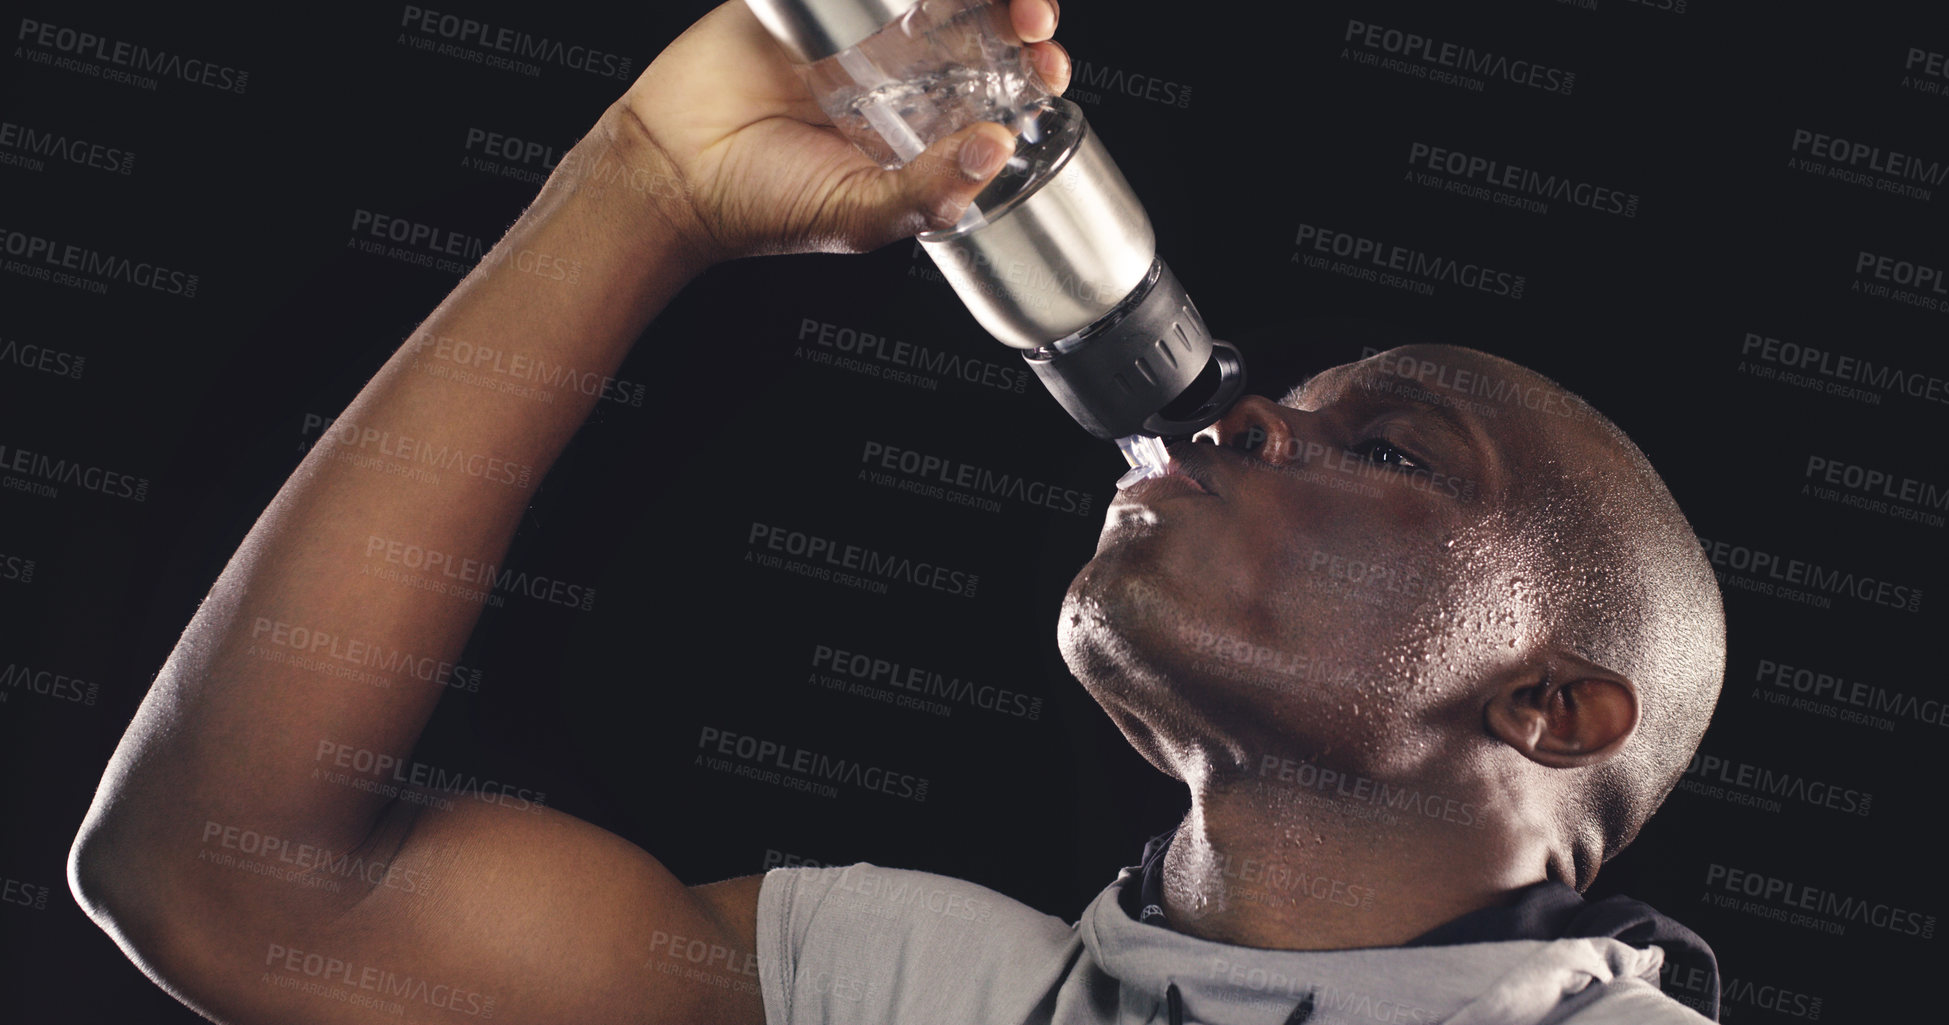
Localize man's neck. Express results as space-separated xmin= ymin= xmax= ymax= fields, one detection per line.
xmin=1158 ymin=780 xmax=1549 ymax=951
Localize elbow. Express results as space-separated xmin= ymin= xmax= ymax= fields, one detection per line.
xmin=69 ymin=814 xmax=236 ymax=1024
xmin=69 ymin=814 xmax=140 ymax=932
xmin=68 ymin=791 xmax=179 ymax=948
xmin=69 ymin=810 xmax=202 ymax=993
xmin=69 ymin=752 xmax=185 ymax=938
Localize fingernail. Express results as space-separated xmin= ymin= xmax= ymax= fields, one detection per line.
xmin=1042 ymin=39 xmax=1069 ymax=84
xmin=959 ymin=132 xmax=1009 ymax=180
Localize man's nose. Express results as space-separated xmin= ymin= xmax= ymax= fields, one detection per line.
xmin=1193 ymin=394 xmax=1310 ymax=466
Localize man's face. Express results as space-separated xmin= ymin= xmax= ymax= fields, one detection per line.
xmin=1059 ymin=345 xmax=1604 ymax=788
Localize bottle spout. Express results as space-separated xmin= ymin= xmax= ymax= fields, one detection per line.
xmin=1114 ymin=433 xmax=1172 ymax=490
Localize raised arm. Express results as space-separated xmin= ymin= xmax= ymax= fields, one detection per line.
xmin=67 ymin=3 xmax=1067 ymax=1023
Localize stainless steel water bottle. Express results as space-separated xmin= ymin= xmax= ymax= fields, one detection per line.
xmin=744 ymin=0 xmax=1247 ymax=480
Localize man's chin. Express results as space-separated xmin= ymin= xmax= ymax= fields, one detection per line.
xmin=1057 ymin=546 xmax=1247 ymax=717
xmin=1057 ymin=570 xmax=1316 ymax=787
xmin=1055 ymin=567 xmax=1190 ymax=782
xmin=1061 ymin=551 xmax=1177 ymax=681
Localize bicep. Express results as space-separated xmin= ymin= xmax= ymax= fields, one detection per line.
xmin=161 ymin=796 xmax=768 ymax=1025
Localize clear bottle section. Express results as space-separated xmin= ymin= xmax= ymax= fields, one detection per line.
xmin=797 ymin=0 xmax=1064 ymax=230
xmin=801 ymin=0 xmax=1049 ymax=168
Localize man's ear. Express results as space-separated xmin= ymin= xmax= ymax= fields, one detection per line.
xmin=1485 ymin=664 xmax=1639 ymax=768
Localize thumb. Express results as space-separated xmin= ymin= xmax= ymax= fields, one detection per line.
xmin=856 ymin=121 xmax=1018 ymax=248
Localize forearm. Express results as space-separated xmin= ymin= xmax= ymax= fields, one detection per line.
xmin=76 ymin=102 xmax=702 ymax=866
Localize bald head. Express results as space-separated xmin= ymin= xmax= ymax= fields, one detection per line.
xmin=1474 ymin=352 xmax=1725 ymax=871
xmin=1324 ymin=345 xmax=1728 ymax=879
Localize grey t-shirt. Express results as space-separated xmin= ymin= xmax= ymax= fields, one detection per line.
xmin=755 ymin=861 xmax=1714 ymax=1025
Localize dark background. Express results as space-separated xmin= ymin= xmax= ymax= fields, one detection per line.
xmin=4 ymin=0 xmax=1945 ymax=1020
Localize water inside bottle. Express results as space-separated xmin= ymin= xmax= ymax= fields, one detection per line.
xmin=833 ymin=64 xmax=1054 ymax=230
xmin=837 ymin=64 xmax=1039 ymax=132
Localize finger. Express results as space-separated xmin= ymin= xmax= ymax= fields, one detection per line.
xmin=1025 ymin=39 xmax=1070 ymax=94
xmin=889 ymin=121 xmax=1018 ymax=238
xmin=1011 ymin=0 xmax=1058 ymax=43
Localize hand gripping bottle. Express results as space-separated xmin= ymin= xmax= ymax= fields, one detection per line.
xmin=744 ymin=0 xmax=1247 ymax=485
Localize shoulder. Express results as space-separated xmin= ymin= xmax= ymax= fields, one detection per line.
xmin=756 ymin=863 xmax=1081 ymax=1025
xmin=757 ymin=862 xmax=1077 ymax=960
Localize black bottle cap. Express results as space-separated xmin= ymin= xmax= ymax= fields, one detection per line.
xmin=1023 ymin=260 xmax=1248 ymax=440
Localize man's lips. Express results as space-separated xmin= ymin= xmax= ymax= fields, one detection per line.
xmin=1164 ymin=441 xmax=1221 ymax=496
